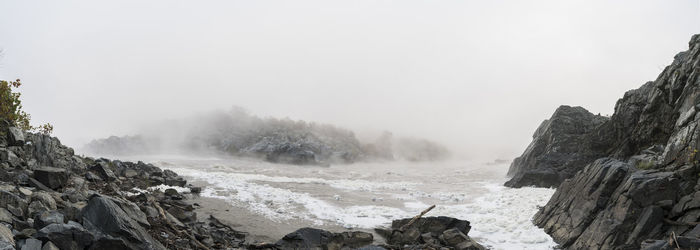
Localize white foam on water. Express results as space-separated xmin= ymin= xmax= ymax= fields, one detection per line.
xmin=175 ymin=168 xmax=414 ymax=228
xmin=148 ymin=184 xmax=192 ymax=194
xmin=159 ymin=161 xmax=557 ymax=249
xmin=431 ymin=183 xmax=557 ymax=250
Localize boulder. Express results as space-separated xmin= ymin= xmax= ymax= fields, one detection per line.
xmin=377 ymin=216 xmax=483 ymax=249
xmin=35 ymin=221 xmax=94 ymax=250
xmin=8 ymin=127 xmax=25 ymax=146
xmin=440 ymin=228 xmax=486 ymax=250
xmin=41 ymin=242 xmax=59 ymax=250
xmin=0 ymin=225 xmax=14 ymax=247
xmin=89 ymin=162 xmax=117 ymax=181
xmin=0 ymin=148 xmax=22 ymax=168
xmin=0 ymin=208 xmax=12 ymax=224
xmin=21 ymin=238 xmax=42 ymax=250
xmin=391 ymin=216 xmax=471 ymax=238
xmin=34 ymin=211 xmax=64 ymax=230
xmin=81 ymin=195 xmax=165 ymax=250
xmin=505 ymin=105 xmax=609 ymax=188
xmin=33 ymin=167 xmax=68 ymax=190
xmin=24 ymin=134 xmax=84 ymax=171
xmin=275 ymin=228 xmax=373 ymax=249
xmin=0 ymin=190 xmax=28 ymax=216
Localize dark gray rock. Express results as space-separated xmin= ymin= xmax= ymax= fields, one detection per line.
xmin=33 ymin=167 xmax=68 ymax=190
xmin=29 ymin=192 xmax=57 ymax=215
xmin=275 ymin=227 xmax=373 ymax=249
xmin=640 ymin=240 xmax=670 ymax=250
xmin=21 ymin=238 xmax=42 ymax=250
xmin=0 ymin=208 xmax=12 ymax=224
xmin=376 ymin=216 xmax=484 ymax=249
xmin=89 ymin=162 xmax=117 ymax=181
xmin=36 ymin=221 xmax=94 ymax=250
xmin=535 ymin=157 xmax=682 ymax=249
xmin=41 ymin=242 xmax=59 ymax=250
xmin=8 ymin=127 xmax=25 ymax=146
xmin=33 ymin=211 xmax=64 ymax=230
xmin=514 ymin=34 xmax=700 ymax=249
xmin=0 ymin=148 xmax=21 ymax=168
xmin=81 ymin=195 xmax=165 ymax=250
xmin=24 ymin=134 xmax=84 ymax=171
xmin=505 ymin=105 xmax=609 ymax=188
xmin=391 ymin=216 xmax=471 ymax=238
xmin=440 ymin=228 xmax=473 ymax=247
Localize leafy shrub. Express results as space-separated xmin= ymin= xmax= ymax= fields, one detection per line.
xmin=0 ymin=79 xmax=53 ymax=134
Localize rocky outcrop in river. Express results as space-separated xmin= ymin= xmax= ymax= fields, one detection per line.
xmin=530 ymin=34 xmax=700 ymax=249
xmin=505 ymin=105 xmax=608 ymax=188
xmin=82 ymin=109 xmax=450 ymax=166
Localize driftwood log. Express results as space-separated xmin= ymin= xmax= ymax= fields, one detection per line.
xmin=398 ymin=205 xmax=437 ymax=231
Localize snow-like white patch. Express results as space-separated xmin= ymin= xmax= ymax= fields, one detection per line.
xmin=433 ymin=183 xmax=556 ymax=250
xmin=148 ymin=184 xmax=191 ymax=194
xmin=158 ymin=161 xmax=557 ymax=249
xmin=187 ymin=170 xmax=413 ymax=228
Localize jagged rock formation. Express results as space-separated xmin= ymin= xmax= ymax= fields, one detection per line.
xmin=82 ymin=109 xmax=450 ymax=165
xmin=505 ymin=105 xmax=608 ymax=188
xmin=532 ymin=34 xmax=700 ymax=249
xmin=0 ymin=124 xmax=247 ymax=249
xmin=375 ymin=217 xmax=486 ymax=250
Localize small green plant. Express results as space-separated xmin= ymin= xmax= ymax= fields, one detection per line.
xmin=636 ymin=161 xmax=654 ymax=170
xmin=0 ymin=79 xmax=53 ymax=134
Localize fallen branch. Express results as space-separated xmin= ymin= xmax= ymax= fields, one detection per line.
xmin=672 ymin=231 xmax=681 ymax=250
xmin=399 ymin=205 xmax=436 ymax=231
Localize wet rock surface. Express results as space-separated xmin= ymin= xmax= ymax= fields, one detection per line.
xmin=529 ymin=34 xmax=700 ymax=249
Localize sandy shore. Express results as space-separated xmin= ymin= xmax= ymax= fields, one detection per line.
xmin=187 ymin=180 xmax=374 ymax=244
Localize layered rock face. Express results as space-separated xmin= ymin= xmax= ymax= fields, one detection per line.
xmin=505 ymin=105 xmax=608 ymax=188
xmin=533 ymin=34 xmax=700 ymax=249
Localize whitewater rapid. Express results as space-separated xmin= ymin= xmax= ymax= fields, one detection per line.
xmin=143 ymin=156 xmax=555 ymax=249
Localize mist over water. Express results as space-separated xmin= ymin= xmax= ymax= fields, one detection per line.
xmin=1 ymin=1 xmax=699 ymax=162
xmin=1 ymin=1 xmax=700 ymax=249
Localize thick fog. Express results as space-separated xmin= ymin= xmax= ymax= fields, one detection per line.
xmin=0 ymin=0 xmax=699 ymax=161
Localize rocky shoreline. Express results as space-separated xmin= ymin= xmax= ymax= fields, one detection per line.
xmin=0 ymin=125 xmax=486 ymax=249
xmin=507 ymin=34 xmax=700 ymax=249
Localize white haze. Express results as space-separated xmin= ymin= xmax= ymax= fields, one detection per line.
xmin=0 ymin=0 xmax=699 ymax=161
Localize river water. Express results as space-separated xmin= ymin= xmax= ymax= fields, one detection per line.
xmin=129 ymin=156 xmax=556 ymax=249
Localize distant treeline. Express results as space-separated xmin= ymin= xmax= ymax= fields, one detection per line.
xmin=82 ymin=107 xmax=449 ymax=165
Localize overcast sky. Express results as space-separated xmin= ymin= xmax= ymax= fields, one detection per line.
xmin=1 ymin=0 xmax=699 ymax=160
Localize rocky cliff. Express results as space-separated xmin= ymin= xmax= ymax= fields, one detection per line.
xmin=505 ymin=106 xmax=608 ymax=188
xmin=532 ymin=34 xmax=700 ymax=249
